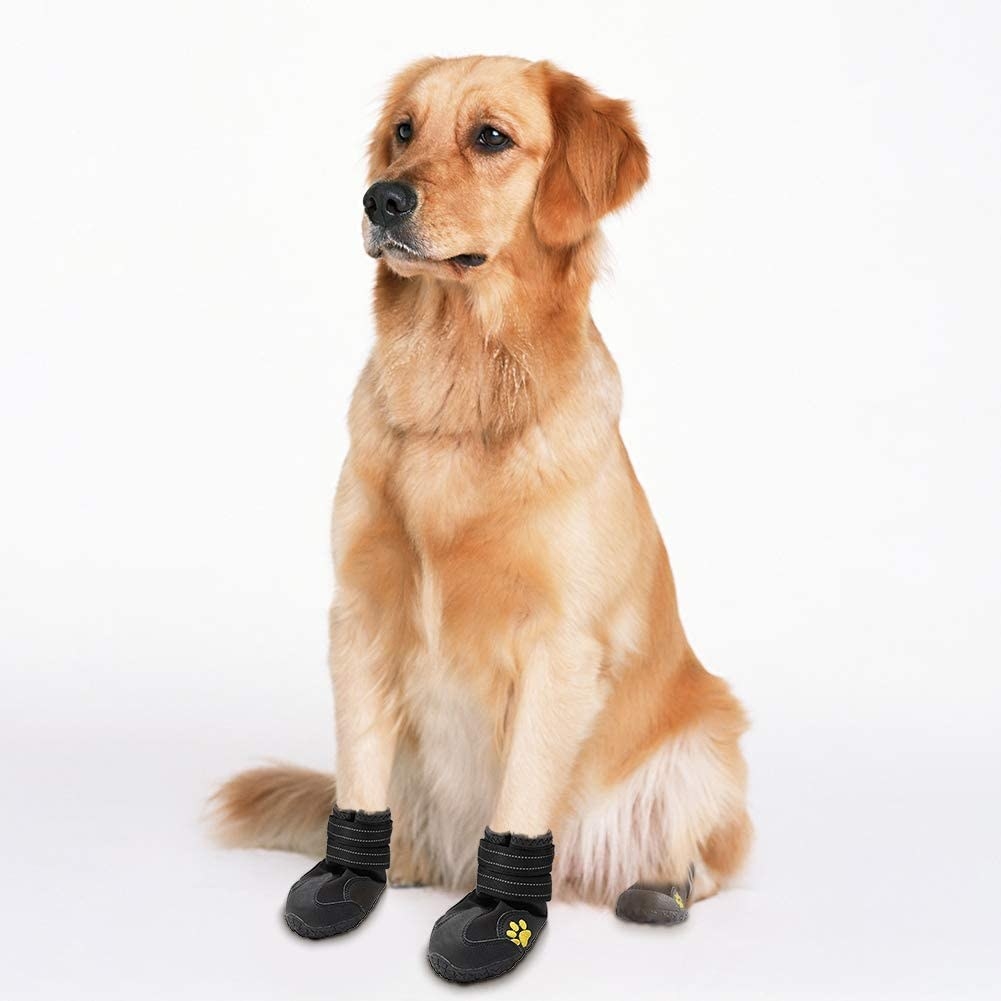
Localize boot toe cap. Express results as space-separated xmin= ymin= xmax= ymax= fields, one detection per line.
xmin=284 ymin=866 xmax=369 ymax=938
xmin=427 ymin=900 xmax=541 ymax=983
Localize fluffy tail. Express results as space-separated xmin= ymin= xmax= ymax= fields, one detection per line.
xmin=210 ymin=763 xmax=336 ymax=857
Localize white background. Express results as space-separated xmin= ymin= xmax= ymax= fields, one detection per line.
xmin=2 ymin=1 xmax=999 ymax=998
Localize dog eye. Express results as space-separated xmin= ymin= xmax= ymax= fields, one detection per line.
xmin=395 ymin=121 xmax=412 ymax=142
xmin=476 ymin=126 xmax=512 ymax=151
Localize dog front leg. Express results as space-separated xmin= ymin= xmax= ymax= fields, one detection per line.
xmin=283 ymin=591 xmax=399 ymax=940
xmin=329 ymin=596 xmax=398 ymax=811
xmin=490 ymin=632 xmax=604 ymax=835
xmin=426 ymin=632 xmax=603 ymax=982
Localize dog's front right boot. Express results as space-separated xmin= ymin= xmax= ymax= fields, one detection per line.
xmin=284 ymin=806 xmax=392 ymax=939
xmin=427 ymin=828 xmax=553 ymax=984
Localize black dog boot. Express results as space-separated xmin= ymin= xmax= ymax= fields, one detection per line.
xmin=615 ymin=862 xmax=696 ymax=925
xmin=427 ymin=828 xmax=553 ymax=984
xmin=284 ymin=806 xmax=392 ymax=939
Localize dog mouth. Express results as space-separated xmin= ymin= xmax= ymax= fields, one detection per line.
xmin=369 ymin=233 xmax=487 ymax=269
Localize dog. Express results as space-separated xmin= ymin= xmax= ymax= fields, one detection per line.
xmin=214 ymin=55 xmax=750 ymax=981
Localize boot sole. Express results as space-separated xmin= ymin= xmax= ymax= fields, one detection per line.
xmin=427 ymin=950 xmax=524 ymax=984
xmin=615 ymin=893 xmax=690 ymax=925
xmin=284 ymin=911 xmax=364 ymax=939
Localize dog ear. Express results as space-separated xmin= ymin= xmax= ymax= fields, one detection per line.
xmin=531 ymin=63 xmax=649 ymax=248
xmin=367 ymin=57 xmax=442 ymax=180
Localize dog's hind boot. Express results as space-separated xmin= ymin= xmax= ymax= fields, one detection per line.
xmin=427 ymin=828 xmax=553 ymax=984
xmin=614 ymin=862 xmax=696 ymax=925
xmin=283 ymin=806 xmax=392 ymax=939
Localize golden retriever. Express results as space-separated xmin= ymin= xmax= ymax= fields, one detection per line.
xmin=214 ymin=53 xmax=750 ymax=946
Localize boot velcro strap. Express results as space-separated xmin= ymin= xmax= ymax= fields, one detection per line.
xmin=325 ymin=807 xmax=392 ymax=870
xmin=476 ymin=835 xmax=555 ymax=901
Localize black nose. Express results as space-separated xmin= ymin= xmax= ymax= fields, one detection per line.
xmin=363 ymin=181 xmax=417 ymax=228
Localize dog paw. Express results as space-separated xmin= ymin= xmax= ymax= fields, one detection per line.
xmin=505 ymin=919 xmax=532 ymax=947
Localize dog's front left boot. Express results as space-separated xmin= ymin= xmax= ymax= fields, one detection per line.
xmin=427 ymin=828 xmax=553 ymax=984
xmin=284 ymin=806 xmax=392 ymax=939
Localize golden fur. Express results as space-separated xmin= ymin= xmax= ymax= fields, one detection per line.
xmin=213 ymin=55 xmax=750 ymax=908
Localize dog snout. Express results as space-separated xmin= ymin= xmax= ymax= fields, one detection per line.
xmin=363 ymin=181 xmax=417 ymax=228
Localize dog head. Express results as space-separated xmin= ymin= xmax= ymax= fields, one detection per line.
xmin=363 ymin=56 xmax=649 ymax=281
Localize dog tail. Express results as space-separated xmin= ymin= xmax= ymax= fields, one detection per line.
xmin=209 ymin=763 xmax=335 ymax=857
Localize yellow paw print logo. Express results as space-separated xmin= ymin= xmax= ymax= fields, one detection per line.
xmin=505 ymin=919 xmax=532 ymax=947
